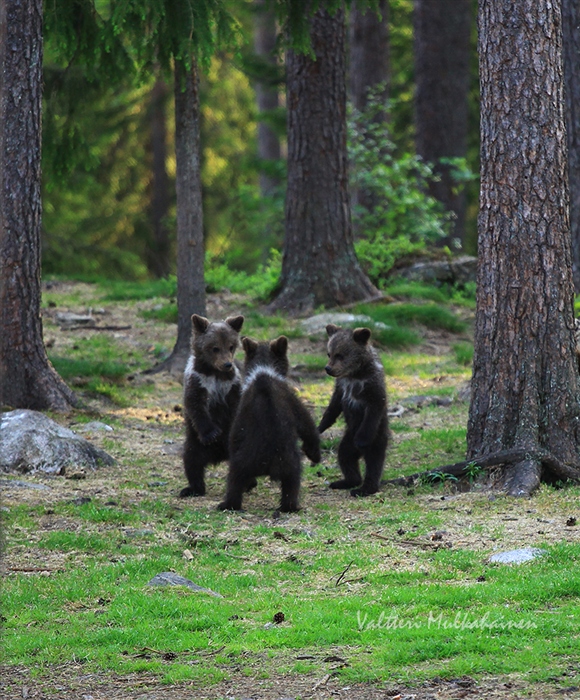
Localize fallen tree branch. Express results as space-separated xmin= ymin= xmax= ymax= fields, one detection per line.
xmin=383 ymin=448 xmax=580 ymax=488
xmin=369 ymin=532 xmax=450 ymax=550
xmin=61 ymin=325 xmax=132 ymax=332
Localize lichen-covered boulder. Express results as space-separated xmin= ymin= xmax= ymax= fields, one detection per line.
xmin=0 ymin=409 xmax=115 ymax=475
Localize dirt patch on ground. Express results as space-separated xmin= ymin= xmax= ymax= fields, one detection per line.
xmin=2 ymin=663 xmax=579 ymax=699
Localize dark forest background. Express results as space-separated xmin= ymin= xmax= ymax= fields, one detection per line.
xmin=41 ymin=0 xmax=479 ymax=285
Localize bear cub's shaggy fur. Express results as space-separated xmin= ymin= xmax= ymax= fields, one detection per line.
xmin=180 ymin=313 xmax=244 ymax=498
xmin=318 ymin=324 xmax=388 ymax=497
xmin=218 ymin=336 xmax=321 ymax=512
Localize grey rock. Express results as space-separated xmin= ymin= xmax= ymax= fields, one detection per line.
xmin=401 ymin=395 xmax=453 ymax=409
xmin=0 ymin=478 xmax=51 ymax=491
xmin=121 ymin=528 xmax=155 ymax=538
xmin=0 ymin=409 xmax=115 ymax=475
xmin=457 ymin=381 xmax=471 ymax=403
xmin=55 ymin=312 xmax=96 ymax=327
xmin=75 ymin=421 xmax=114 ymax=433
xmin=489 ymin=548 xmax=547 ymax=565
xmin=388 ymin=405 xmax=406 ymax=418
xmin=147 ymin=572 xmax=223 ymax=597
xmin=397 ymin=255 xmax=477 ymax=287
xmin=300 ymin=313 xmax=374 ymax=335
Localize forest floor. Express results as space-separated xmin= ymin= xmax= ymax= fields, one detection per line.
xmin=2 ymin=281 xmax=579 ymax=700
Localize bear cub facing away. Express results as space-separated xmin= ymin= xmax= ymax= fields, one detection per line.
xmin=180 ymin=313 xmax=244 ymax=498
xmin=218 ymin=336 xmax=321 ymax=512
xmin=318 ymin=324 xmax=388 ymax=497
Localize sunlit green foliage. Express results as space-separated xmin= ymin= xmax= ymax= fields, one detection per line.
xmin=40 ymin=0 xmax=480 ymax=283
xmin=348 ymin=93 xmax=458 ymax=288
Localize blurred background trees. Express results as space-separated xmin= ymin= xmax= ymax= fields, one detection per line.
xmin=41 ymin=0 xmax=480 ymax=289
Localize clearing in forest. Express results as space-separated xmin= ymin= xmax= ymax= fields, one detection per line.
xmin=2 ymin=281 xmax=579 ymax=700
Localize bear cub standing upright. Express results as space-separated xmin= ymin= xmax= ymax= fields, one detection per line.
xmin=318 ymin=324 xmax=388 ymax=497
xmin=218 ymin=336 xmax=321 ymax=512
xmin=180 ymin=314 xmax=244 ymax=498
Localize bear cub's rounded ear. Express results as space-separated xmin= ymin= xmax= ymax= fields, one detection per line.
xmin=191 ymin=314 xmax=210 ymax=334
xmin=326 ymin=324 xmax=340 ymax=337
xmin=270 ymin=335 xmax=288 ymax=356
xmin=242 ymin=336 xmax=259 ymax=356
xmin=226 ymin=315 xmax=244 ymax=333
xmin=352 ymin=327 xmax=371 ymax=345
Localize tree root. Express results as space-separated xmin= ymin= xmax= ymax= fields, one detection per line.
xmin=383 ymin=447 xmax=580 ymax=495
xmin=143 ymin=349 xmax=189 ymax=378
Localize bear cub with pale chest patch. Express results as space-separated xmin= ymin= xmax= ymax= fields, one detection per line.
xmin=218 ymin=336 xmax=321 ymax=513
xmin=179 ymin=313 xmax=244 ymax=498
xmin=318 ymin=324 xmax=388 ymax=497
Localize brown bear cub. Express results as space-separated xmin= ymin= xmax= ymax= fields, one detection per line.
xmin=318 ymin=324 xmax=388 ymax=497
xmin=218 ymin=336 xmax=321 ymax=512
xmin=179 ymin=314 xmax=244 ymax=498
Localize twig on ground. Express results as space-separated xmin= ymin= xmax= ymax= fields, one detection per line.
xmin=335 ymin=560 xmax=354 ymax=586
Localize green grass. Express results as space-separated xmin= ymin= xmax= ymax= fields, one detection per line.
xmin=357 ymin=302 xmax=467 ymax=334
xmin=385 ymin=280 xmax=477 ymax=308
xmin=140 ymin=302 xmax=178 ymax=324
xmin=381 ymin=352 xmax=472 ymax=381
xmin=47 ymin=334 xmax=156 ymax=406
xmin=5 ymin=278 xmax=580 ymax=694
xmin=4 ymin=496 xmax=580 ymax=686
xmin=453 ymin=341 xmax=474 ymax=366
xmin=347 ymin=301 xmax=467 ymax=350
xmin=100 ymin=277 xmax=177 ymax=301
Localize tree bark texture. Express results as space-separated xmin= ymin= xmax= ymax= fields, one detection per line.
xmin=0 ymin=0 xmax=76 ymax=411
xmin=270 ymin=6 xmax=379 ymax=314
xmin=152 ymin=59 xmax=206 ymax=374
xmin=467 ymin=0 xmax=580 ymax=496
xmin=413 ymin=0 xmax=472 ymax=247
xmin=563 ymin=0 xmax=580 ymax=292
xmin=254 ymin=0 xmax=281 ymax=197
xmin=147 ymin=76 xmax=171 ymax=279
xmin=349 ymin=0 xmax=389 ymax=112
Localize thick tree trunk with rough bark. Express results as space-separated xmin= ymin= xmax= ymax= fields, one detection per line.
xmin=467 ymin=0 xmax=580 ymax=496
xmin=563 ymin=0 xmax=580 ymax=292
xmin=0 ymin=0 xmax=76 ymax=411
xmin=147 ymin=76 xmax=171 ymax=279
xmin=270 ymin=7 xmax=378 ymax=315
xmin=413 ymin=0 xmax=472 ymax=248
xmin=254 ymin=0 xmax=281 ymax=197
xmin=151 ymin=60 xmax=206 ymax=374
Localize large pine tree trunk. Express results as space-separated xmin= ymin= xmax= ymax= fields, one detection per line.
xmin=254 ymin=0 xmax=281 ymax=197
xmin=151 ymin=59 xmax=206 ymax=374
xmin=413 ymin=0 xmax=472 ymax=248
xmin=0 ymin=0 xmax=76 ymax=411
xmin=467 ymin=0 xmax=580 ymax=496
xmin=563 ymin=0 xmax=580 ymax=292
xmin=147 ymin=75 xmax=171 ymax=279
xmin=270 ymin=6 xmax=378 ymax=314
